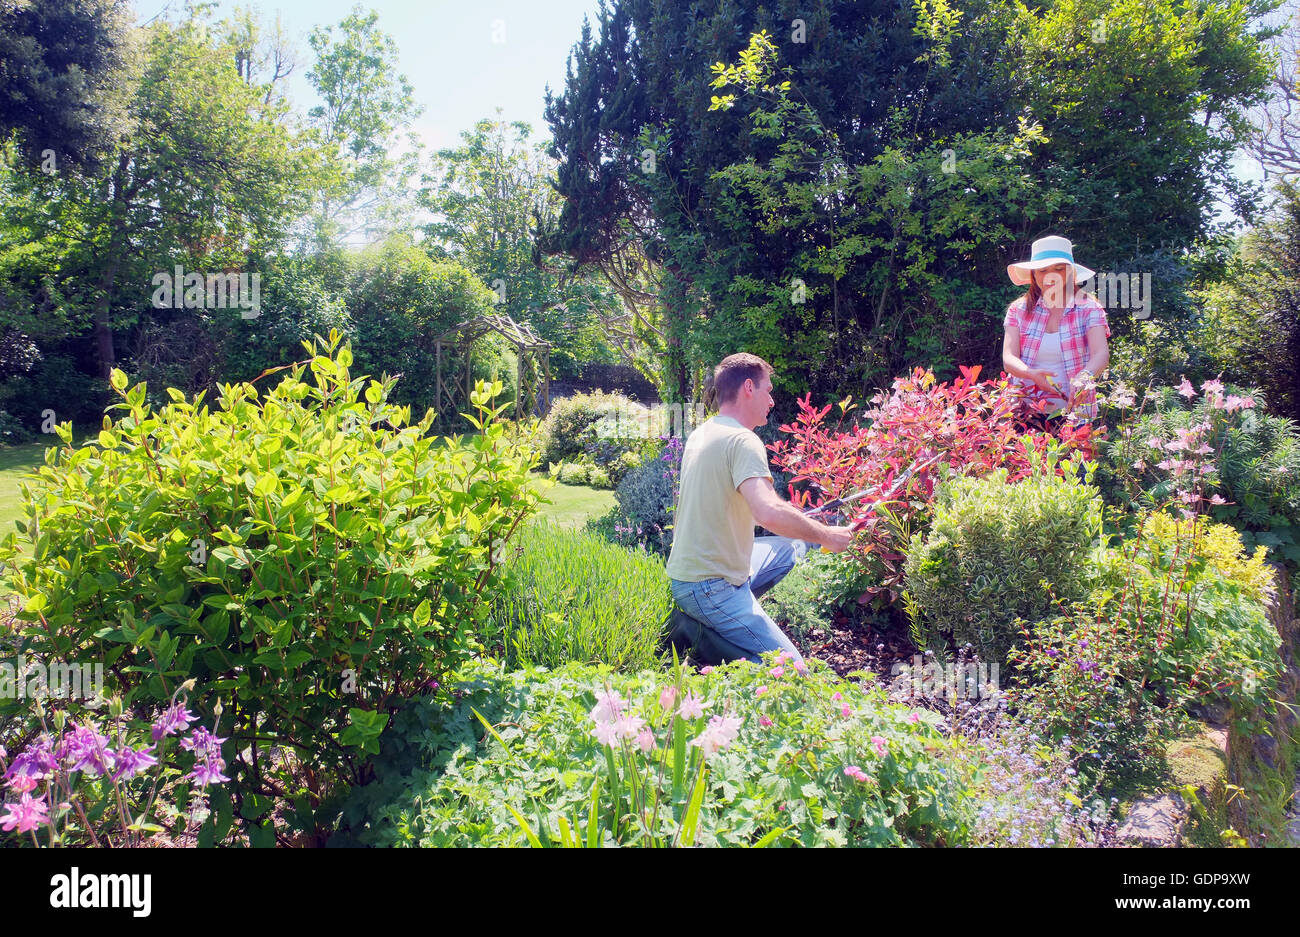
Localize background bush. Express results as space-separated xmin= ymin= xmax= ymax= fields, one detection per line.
xmin=0 ymin=334 xmax=543 ymax=835
xmin=482 ymin=521 xmax=670 ymax=672
xmin=904 ymin=463 xmax=1102 ymax=666
xmin=589 ymin=434 xmax=682 ymax=554
xmin=761 ymin=550 xmax=840 ymax=642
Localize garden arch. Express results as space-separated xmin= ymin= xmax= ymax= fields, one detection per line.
xmin=433 ymin=312 xmax=552 ymax=420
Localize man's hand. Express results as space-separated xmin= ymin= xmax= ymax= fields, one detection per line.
xmin=820 ymin=525 xmax=854 ymax=553
xmin=739 ymin=477 xmax=857 ymax=548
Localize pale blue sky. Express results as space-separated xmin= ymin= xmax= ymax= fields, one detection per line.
xmin=139 ymin=0 xmax=605 ymax=152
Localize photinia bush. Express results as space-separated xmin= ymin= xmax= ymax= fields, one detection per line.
xmin=0 ymin=330 xmax=543 ymax=839
xmin=768 ymin=365 xmax=1099 ymax=608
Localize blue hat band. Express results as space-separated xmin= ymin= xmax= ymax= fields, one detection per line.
xmin=1030 ymin=249 xmax=1074 ymax=263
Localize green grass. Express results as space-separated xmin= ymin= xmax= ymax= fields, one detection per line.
xmin=530 ymin=475 xmax=614 ymax=529
xmin=0 ymin=441 xmax=52 ymax=541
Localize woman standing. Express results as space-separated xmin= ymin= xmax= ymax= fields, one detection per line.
xmin=1002 ymin=236 xmax=1111 ymax=420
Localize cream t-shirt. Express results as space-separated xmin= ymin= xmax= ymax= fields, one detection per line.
xmin=665 ymin=415 xmax=773 ymax=586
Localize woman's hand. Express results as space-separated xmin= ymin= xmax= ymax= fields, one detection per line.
xmin=1026 ymin=368 xmax=1061 ymax=395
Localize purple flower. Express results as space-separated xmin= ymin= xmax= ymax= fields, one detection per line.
xmin=111 ymin=745 xmax=159 ymax=782
xmin=152 ymin=701 xmax=197 ymax=741
xmin=4 ymin=736 xmax=57 ymax=790
xmin=180 ymin=726 xmax=226 ymax=761
xmin=56 ymin=722 xmax=114 ymax=777
xmin=188 ymin=760 xmax=231 ymax=787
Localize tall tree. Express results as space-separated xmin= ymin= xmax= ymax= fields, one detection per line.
xmin=419 ymin=115 xmax=612 ymax=377
xmin=306 ymin=5 xmax=423 ymax=246
xmin=0 ymin=0 xmax=136 ymax=173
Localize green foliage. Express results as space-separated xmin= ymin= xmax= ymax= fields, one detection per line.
xmin=593 ymin=435 xmax=682 ymax=554
xmin=334 ymin=656 xmax=976 ymax=847
xmin=1011 ymin=514 xmax=1281 ymax=769
xmin=539 ymin=390 xmax=649 ymax=488
xmin=544 ymin=0 xmax=1270 ymax=405
xmin=904 ymin=462 xmax=1102 ymax=664
xmin=482 ymin=522 xmax=671 ymax=672
xmin=1098 ymin=379 xmax=1300 ymax=589
xmin=0 ymin=333 xmax=543 ymax=827
xmin=0 ymin=0 xmax=136 ymax=171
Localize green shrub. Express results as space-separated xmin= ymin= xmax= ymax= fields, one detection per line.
xmin=0 ymin=408 xmax=35 ymax=444
xmin=590 ymin=434 xmax=682 ymax=554
xmin=1010 ymin=520 xmax=1281 ymax=770
xmin=903 ymin=462 xmax=1102 ymax=666
xmin=558 ymin=461 xmax=590 ymax=485
xmin=334 ymin=656 xmax=979 ymax=847
xmin=483 ymin=522 xmax=670 ymax=671
xmin=541 ymin=390 xmax=629 ymax=464
xmin=0 ymin=331 xmax=543 ymax=831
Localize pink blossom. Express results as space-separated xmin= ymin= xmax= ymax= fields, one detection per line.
xmin=831 ymin=691 xmax=843 ymax=702
xmin=793 ymin=661 xmax=808 ymax=676
xmin=1209 ymin=494 xmax=1227 ymax=505
xmin=755 ymin=685 xmax=767 ymax=697
xmin=614 ymin=715 xmax=647 ymax=741
xmin=1178 ymin=377 xmax=1196 ymax=398
xmin=591 ymin=720 xmax=619 ymax=747
xmin=688 ymin=714 xmax=743 ymax=758
xmin=636 ymin=726 xmax=655 ymax=753
xmin=589 ymin=690 xmax=625 ymax=725
xmin=770 ymin=666 xmax=785 ymax=679
xmin=677 ymin=692 xmax=706 ymax=720
xmin=657 ymin=685 xmax=677 ymax=711
xmin=0 ymin=791 xmax=49 ymax=834
xmin=908 ymin=711 xmax=921 ymax=725
xmin=1163 ymin=439 xmax=1186 ymax=452
xmin=870 ymin=736 xmax=889 ymax=757
xmin=1132 ymin=460 xmax=1146 ymax=471
xmin=844 ymin=765 xmax=869 ymax=782
xmin=699 ymin=666 xmax=714 ymax=675
xmin=841 ymin=705 xmax=852 ymax=718
xmin=1193 ymin=443 xmax=1213 ymax=455
xmin=1146 ymin=437 xmax=1163 ymax=449
xmin=1201 ymin=379 xmax=1225 ymax=396
xmin=759 ymin=716 xmax=773 ymax=728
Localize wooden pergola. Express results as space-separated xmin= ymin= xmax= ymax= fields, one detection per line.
xmin=433 ymin=312 xmax=552 ymax=421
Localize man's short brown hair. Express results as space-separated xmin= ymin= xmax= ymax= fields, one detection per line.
xmin=708 ymin=353 xmax=775 ymax=407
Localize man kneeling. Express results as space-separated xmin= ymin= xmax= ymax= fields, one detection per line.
xmin=664 ymin=353 xmax=853 ymax=665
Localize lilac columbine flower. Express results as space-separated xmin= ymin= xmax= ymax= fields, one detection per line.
xmin=188 ymin=759 xmax=231 ymax=787
xmin=57 ymin=722 xmax=114 ymax=778
xmin=111 ymin=745 xmax=159 ymax=782
xmin=152 ymin=701 xmax=197 ymax=741
xmin=180 ymin=726 xmax=226 ymax=761
xmin=4 ymin=736 xmax=56 ymax=789
xmin=0 ymin=791 xmax=50 ymax=834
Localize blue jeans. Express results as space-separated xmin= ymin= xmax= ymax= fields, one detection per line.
xmin=669 ymin=536 xmax=804 ymax=665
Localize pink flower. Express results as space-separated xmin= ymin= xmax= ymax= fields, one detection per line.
xmin=793 ymin=661 xmax=808 ymax=676
xmin=614 ymin=714 xmax=647 ymax=741
xmin=699 ymin=666 xmax=714 ymax=675
xmin=589 ymin=690 xmax=625 ymax=725
xmin=688 ymin=714 xmax=743 ymax=758
xmin=1146 ymin=437 xmax=1163 ymax=449
xmin=755 ymin=685 xmax=767 ymax=697
xmin=759 ymin=716 xmax=773 ymax=728
xmin=677 ymin=692 xmax=706 ymax=720
xmin=1132 ymin=460 xmax=1146 ymax=471
xmin=1209 ymin=493 xmax=1227 ymax=505
xmin=1201 ymin=379 xmax=1225 ymax=396
xmin=657 ymin=685 xmax=677 ymax=711
xmin=0 ymin=791 xmax=49 ymax=834
xmin=1193 ymin=442 xmax=1213 ymax=455
xmin=770 ymin=666 xmax=785 ymax=679
xmin=831 ymin=692 xmax=843 ymax=702
xmin=844 ymin=765 xmax=869 ymax=782
xmin=636 ymin=726 xmax=655 ymax=754
xmin=1178 ymin=377 xmax=1196 ymax=398
xmin=841 ymin=705 xmax=852 ymax=718
xmin=870 ymin=736 xmax=889 ymax=757
xmin=591 ymin=720 xmax=619 ymax=747
xmin=907 ymin=711 xmax=921 ymax=725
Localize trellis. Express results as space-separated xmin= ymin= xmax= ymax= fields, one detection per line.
xmin=433 ymin=312 xmax=551 ymax=420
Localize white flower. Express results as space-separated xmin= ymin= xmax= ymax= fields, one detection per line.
xmin=589 ymin=689 xmax=625 ymax=725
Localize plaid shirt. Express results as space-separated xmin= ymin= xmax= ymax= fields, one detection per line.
xmin=1003 ymin=293 xmax=1111 ymax=418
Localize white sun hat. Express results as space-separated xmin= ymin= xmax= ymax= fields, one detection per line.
xmin=1007 ymin=235 xmax=1095 ymax=286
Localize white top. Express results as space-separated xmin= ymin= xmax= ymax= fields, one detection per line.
xmin=1035 ymin=331 xmax=1070 ymax=414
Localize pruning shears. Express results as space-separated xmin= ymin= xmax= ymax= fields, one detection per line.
xmin=803 ymin=452 xmax=944 ymax=549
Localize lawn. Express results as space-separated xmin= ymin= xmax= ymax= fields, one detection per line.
xmin=0 ymin=441 xmax=51 ymax=541
xmin=530 ymin=475 xmax=615 ymax=529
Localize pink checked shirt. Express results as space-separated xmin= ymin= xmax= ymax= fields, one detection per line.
xmin=1003 ymin=293 xmax=1111 ymax=418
